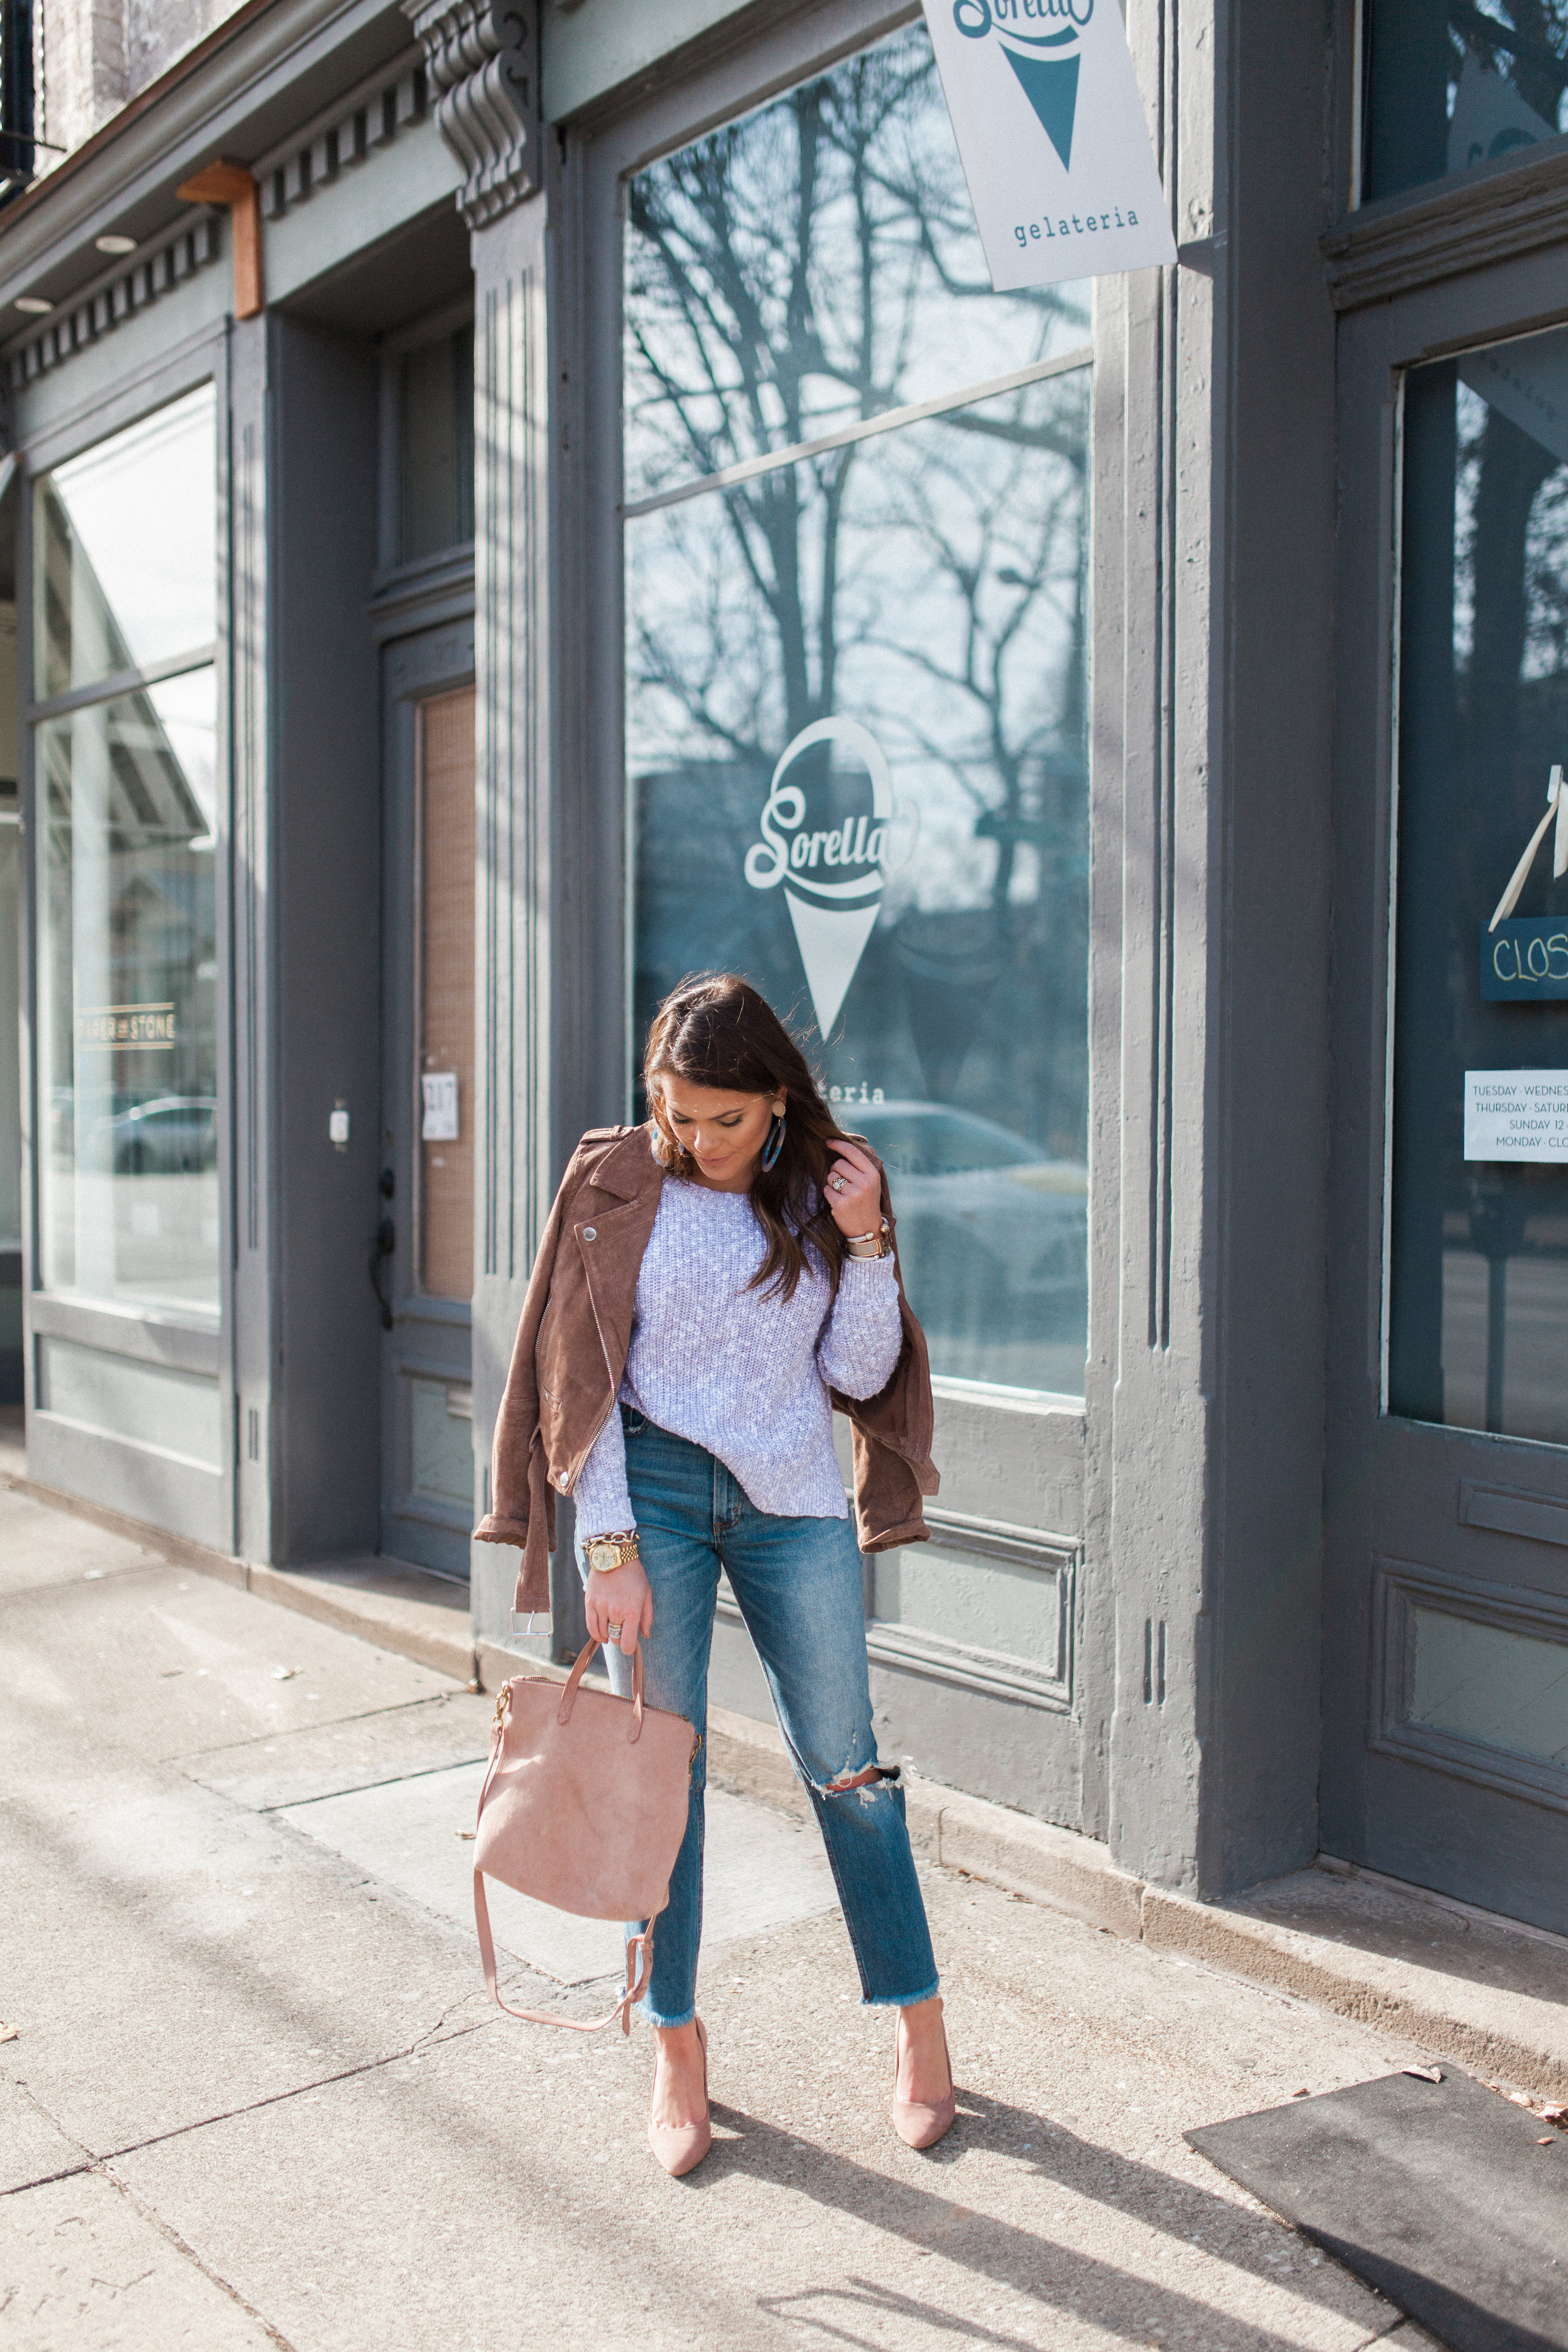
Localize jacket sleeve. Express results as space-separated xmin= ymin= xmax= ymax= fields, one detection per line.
xmin=473 ymin=1152 xmax=581 ymax=1614
xmin=828 ymin=1157 xmax=940 ymax=1553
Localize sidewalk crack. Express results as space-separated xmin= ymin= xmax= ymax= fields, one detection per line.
xmin=91 ymin=2159 xmax=303 ymax=2351
xmin=96 ymin=2008 xmax=503 ymax=2166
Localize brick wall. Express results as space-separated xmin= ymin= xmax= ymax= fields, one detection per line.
xmin=32 ymin=0 xmax=248 ymax=172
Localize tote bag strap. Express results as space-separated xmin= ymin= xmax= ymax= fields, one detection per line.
xmin=472 ymin=1643 xmax=656 ymax=2033
xmin=472 ymin=1868 xmax=653 ymax=2034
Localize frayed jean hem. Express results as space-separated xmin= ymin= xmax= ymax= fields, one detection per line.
xmin=637 ymin=2001 xmax=698 ymax=2030
xmin=862 ymin=1976 xmax=941 ymax=2010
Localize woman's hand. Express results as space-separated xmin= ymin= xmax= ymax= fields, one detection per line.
xmin=822 ymin=1138 xmax=882 ymax=1240
xmin=584 ymin=1559 xmax=653 ymax=1656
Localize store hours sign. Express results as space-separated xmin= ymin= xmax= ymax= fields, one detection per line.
xmin=921 ymin=1 xmax=1177 ymax=291
xmin=1465 ymin=1071 xmax=1568 ymax=1163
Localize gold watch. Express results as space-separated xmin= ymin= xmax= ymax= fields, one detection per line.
xmin=585 ymin=1532 xmax=641 ymax=1576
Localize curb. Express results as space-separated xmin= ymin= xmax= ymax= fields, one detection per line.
xmin=12 ymin=1468 xmax=1568 ymax=2100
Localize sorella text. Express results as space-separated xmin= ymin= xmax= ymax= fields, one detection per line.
xmin=956 ymin=1 xmax=1096 ymax=35
xmin=1017 ymin=207 xmax=1141 ymax=248
xmin=754 ymin=803 xmax=891 ymax=876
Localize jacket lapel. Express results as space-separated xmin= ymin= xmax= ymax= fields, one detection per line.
xmin=574 ymin=1131 xmax=663 ymax=1387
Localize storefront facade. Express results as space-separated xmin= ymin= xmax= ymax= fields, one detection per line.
xmin=4 ymin=0 xmax=1565 ymax=1931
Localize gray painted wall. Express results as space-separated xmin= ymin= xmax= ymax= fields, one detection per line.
xmin=1193 ymin=0 xmax=1338 ymax=1896
xmin=268 ymin=313 xmax=383 ymax=1559
xmin=1085 ymin=0 xmax=1339 ymax=1900
xmin=466 ymin=183 xmax=555 ymax=1650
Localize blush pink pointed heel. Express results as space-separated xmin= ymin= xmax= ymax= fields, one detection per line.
xmin=648 ymin=2017 xmax=711 ymax=2177
xmin=891 ymin=2012 xmax=956 ymax=2150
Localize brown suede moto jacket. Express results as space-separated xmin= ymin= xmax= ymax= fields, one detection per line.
xmin=474 ymin=1122 xmax=940 ymax=1615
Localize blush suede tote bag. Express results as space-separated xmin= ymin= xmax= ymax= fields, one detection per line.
xmin=472 ymin=1638 xmax=696 ymax=2032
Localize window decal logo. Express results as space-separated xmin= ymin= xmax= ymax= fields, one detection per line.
xmin=955 ymin=0 xmax=1094 ymax=173
xmin=744 ymin=717 xmax=917 ymax=1040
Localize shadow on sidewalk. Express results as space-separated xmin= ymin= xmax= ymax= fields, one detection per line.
xmin=689 ymin=2088 xmax=1397 ymax=2351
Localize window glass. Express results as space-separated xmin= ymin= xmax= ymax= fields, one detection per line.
xmin=1410 ymin=1606 xmax=1568 ymax=1768
xmin=410 ymin=1375 xmax=475 ymax=1511
xmin=36 ymin=668 xmax=219 ymax=1315
xmin=417 ymin=685 xmax=476 ymax=1301
xmin=400 ymin=323 xmax=474 ymax=563
xmin=0 ymin=785 xmax=19 ymax=1257
xmin=1388 ymin=332 xmax=1568 ymax=1444
xmin=627 ymin=26 xmax=1091 ymax=1398
xmin=1362 ymin=4 xmax=1568 ymax=205
xmin=626 ymin=22 xmax=1089 ymax=509
xmin=34 ymin=385 xmax=216 ymax=699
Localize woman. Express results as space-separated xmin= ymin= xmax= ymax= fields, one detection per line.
xmin=476 ymin=973 xmax=954 ymax=2175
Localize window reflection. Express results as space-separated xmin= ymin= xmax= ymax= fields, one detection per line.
xmin=627 ymin=24 xmax=1090 ymax=1396
xmin=400 ymin=324 xmax=474 ymax=563
xmin=37 ymin=669 xmax=219 ymax=1315
xmin=625 ymin=24 xmax=1088 ymax=507
xmin=1363 ymin=4 xmax=1568 ymax=203
xmin=1389 ymin=329 xmax=1568 ymax=1444
xmin=34 ymin=385 xmax=216 ymax=697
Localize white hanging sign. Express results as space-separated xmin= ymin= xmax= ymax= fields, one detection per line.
xmin=920 ymin=1 xmax=1178 ymax=292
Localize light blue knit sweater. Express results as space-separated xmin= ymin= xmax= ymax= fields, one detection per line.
xmin=572 ymin=1175 xmax=902 ymax=1538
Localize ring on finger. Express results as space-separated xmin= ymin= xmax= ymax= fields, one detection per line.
xmin=607 ymin=1622 xmax=623 ymax=1639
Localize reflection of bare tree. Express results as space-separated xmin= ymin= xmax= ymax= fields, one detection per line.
xmin=627 ymin=24 xmax=1084 ymax=767
xmin=861 ymin=376 xmax=1088 ymax=916
xmin=1456 ymin=405 xmax=1566 ymax=927
xmin=627 ymin=19 xmax=1091 ymax=1172
xmin=1449 ymin=2 xmax=1568 ymax=120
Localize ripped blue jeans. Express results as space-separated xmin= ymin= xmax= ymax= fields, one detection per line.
xmin=579 ymin=1409 xmax=940 ymax=2029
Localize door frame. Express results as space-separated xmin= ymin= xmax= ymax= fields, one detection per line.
xmin=1324 ymin=238 xmax=1568 ymax=1918
xmin=379 ymin=617 xmax=477 ymax=1578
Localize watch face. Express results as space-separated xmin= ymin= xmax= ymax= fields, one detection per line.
xmin=587 ymin=1542 xmax=613 ymax=1573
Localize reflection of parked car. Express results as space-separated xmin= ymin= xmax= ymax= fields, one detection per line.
xmin=847 ymin=1100 xmax=1086 ymax=1342
xmin=88 ymin=1097 xmax=218 ymax=1175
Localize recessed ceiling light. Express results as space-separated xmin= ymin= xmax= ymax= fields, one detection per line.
xmin=95 ymin=233 xmax=137 ymax=256
xmin=15 ymin=296 xmax=52 ymax=314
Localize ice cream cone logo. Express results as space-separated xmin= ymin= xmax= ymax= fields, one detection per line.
xmin=744 ymin=717 xmax=917 ymax=1038
xmin=954 ymin=0 xmax=1093 ymax=172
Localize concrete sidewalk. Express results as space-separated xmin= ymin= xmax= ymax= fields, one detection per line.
xmin=0 ymin=1466 xmax=1510 ymax=2351
xmin=13 ymin=1408 xmax=1568 ymax=2112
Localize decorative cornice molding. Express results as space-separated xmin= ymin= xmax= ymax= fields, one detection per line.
xmin=255 ymin=51 xmax=428 ymax=226
xmin=6 ymin=213 xmax=222 ymax=390
xmin=0 ymin=1 xmax=403 ymax=305
xmin=1323 ymin=150 xmax=1568 ymax=314
xmin=403 ymin=1 xmax=540 ymax=230
xmin=5 ymin=54 xmax=436 ymax=394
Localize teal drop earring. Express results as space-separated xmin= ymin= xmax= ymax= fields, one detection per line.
xmin=761 ymin=1108 xmax=786 ymax=1171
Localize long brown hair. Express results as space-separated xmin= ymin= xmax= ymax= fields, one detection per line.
xmin=643 ymin=973 xmax=856 ymax=1301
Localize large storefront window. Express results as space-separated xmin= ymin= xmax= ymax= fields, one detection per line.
xmin=34 ymin=386 xmax=220 ymax=1317
xmin=625 ymin=24 xmax=1091 ymax=1396
xmin=1388 ymin=332 xmax=1568 ymax=1444
xmin=1363 ymin=4 xmax=1568 ymax=205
